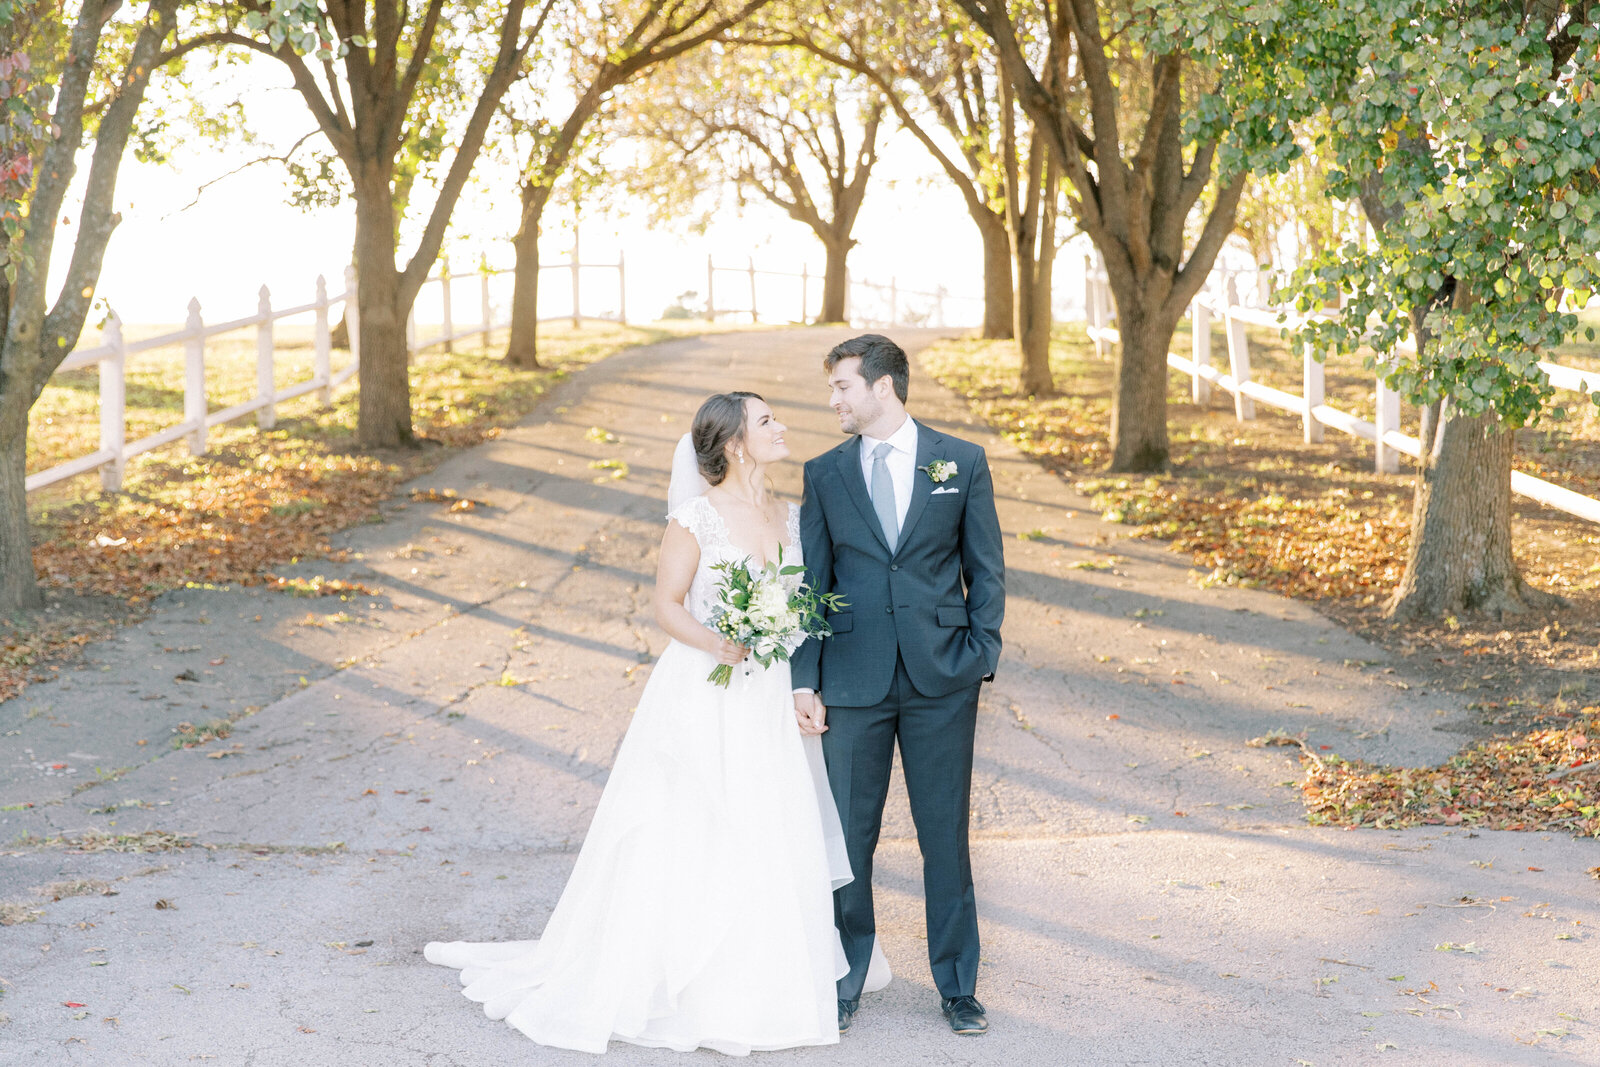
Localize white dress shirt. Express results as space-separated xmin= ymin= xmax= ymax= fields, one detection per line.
xmin=859 ymin=416 xmax=918 ymax=530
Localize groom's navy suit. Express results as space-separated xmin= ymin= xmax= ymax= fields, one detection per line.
xmin=792 ymin=419 xmax=1004 ymax=1002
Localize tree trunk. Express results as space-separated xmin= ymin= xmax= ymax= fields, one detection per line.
xmin=1108 ymin=305 xmax=1175 ymax=472
xmin=504 ymin=193 xmax=542 ymax=369
xmin=352 ymin=177 xmax=414 ymax=449
xmin=1012 ymin=200 xmax=1055 ymax=395
xmin=818 ymin=239 xmax=849 ymax=323
xmin=978 ymin=214 xmax=1014 ymax=340
xmin=0 ymin=404 xmax=42 ymax=615
xmin=1016 ymin=280 xmax=1052 ymax=393
xmin=1385 ymin=408 xmax=1555 ymax=620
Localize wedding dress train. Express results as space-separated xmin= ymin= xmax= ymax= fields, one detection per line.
xmin=425 ymin=495 xmax=888 ymax=1055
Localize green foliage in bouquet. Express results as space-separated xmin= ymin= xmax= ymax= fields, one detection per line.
xmin=705 ymin=558 xmax=847 ymax=688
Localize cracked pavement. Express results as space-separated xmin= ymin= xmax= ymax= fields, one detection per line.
xmin=2 ymin=327 xmax=1598 ymax=1066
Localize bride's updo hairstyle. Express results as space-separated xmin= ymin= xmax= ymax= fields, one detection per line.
xmin=692 ymin=391 xmax=764 ymax=486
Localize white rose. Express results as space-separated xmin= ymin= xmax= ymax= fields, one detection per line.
xmin=752 ymin=582 xmax=790 ymax=621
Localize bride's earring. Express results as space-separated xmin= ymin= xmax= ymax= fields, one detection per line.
xmin=736 ymin=448 xmax=745 ymax=464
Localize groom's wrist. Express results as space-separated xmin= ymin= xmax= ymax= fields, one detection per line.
xmin=792 ymin=687 xmax=814 ymax=695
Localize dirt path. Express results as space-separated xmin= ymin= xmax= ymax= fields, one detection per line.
xmin=2 ymin=327 xmax=1596 ymax=1066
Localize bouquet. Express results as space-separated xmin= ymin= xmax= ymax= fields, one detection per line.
xmin=704 ymin=558 xmax=847 ymax=688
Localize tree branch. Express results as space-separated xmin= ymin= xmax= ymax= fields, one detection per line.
xmin=163 ymin=130 xmax=321 ymax=217
xmin=399 ymin=0 xmax=538 ymax=303
xmin=38 ymin=0 xmax=183 ymax=391
xmin=389 ymin=0 xmax=446 ymax=157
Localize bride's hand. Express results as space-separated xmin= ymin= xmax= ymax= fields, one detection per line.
xmin=794 ymin=692 xmax=828 ymax=735
xmin=711 ymin=637 xmax=748 ymax=665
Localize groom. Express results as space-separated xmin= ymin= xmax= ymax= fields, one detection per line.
xmin=791 ymin=334 xmax=1005 ymax=1037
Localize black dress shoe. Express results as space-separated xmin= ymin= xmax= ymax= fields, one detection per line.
xmin=838 ymin=998 xmax=859 ymax=1033
xmin=941 ymin=995 xmax=988 ymax=1035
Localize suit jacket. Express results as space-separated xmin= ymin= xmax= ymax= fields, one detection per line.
xmin=791 ymin=419 xmax=1004 ymax=707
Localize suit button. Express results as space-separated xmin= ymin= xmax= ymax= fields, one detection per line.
xmin=890 ymin=564 xmax=899 ymax=571
xmin=885 ymin=606 xmax=893 ymax=614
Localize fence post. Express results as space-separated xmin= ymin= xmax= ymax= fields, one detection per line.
xmin=889 ymin=276 xmax=898 ymax=327
xmin=1303 ymin=346 xmax=1326 ymax=444
xmin=800 ymin=264 xmax=809 ymax=324
xmin=1190 ymin=297 xmax=1212 ymax=404
xmin=1222 ymin=275 xmax=1255 ymax=420
xmin=935 ymin=285 xmax=946 ymax=328
xmin=570 ymin=228 xmax=582 ymax=328
xmin=705 ymin=254 xmax=716 ymax=322
xmin=480 ymin=259 xmax=493 ymax=348
xmin=1085 ymin=254 xmax=1106 ymax=358
xmin=440 ymin=256 xmax=454 ymax=353
xmin=617 ymin=252 xmax=627 ymax=325
xmin=345 ymin=264 xmax=362 ymax=370
xmin=748 ymin=256 xmax=759 ymax=324
xmin=99 ymin=314 xmax=127 ymax=492
xmin=1375 ymin=363 xmax=1400 ymax=473
xmin=313 ymin=275 xmax=332 ymax=406
xmin=184 ymin=297 xmax=208 ymax=455
xmin=256 ymin=285 xmax=276 ymax=430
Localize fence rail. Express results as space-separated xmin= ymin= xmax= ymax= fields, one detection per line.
xmin=704 ymin=254 xmax=980 ymax=328
xmin=30 ymin=249 xmax=967 ymax=497
xmin=28 ymin=267 xmax=360 ymax=495
xmin=1083 ymin=257 xmax=1600 ymax=526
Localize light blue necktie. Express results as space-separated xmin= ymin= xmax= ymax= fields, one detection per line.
xmin=870 ymin=441 xmax=898 ymax=553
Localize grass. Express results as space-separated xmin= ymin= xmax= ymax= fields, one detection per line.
xmin=25 ymin=322 xmax=665 ymax=599
xmin=924 ymin=321 xmax=1600 ymax=599
xmin=922 ymin=322 xmax=1600 ymax=686
xmin=925 ymin=320 xmax=1600 ymax=833
xmin=4 ymin=320 xmax=703 ymax=703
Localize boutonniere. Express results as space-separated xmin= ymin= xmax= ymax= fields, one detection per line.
xmin=920 ymin=459 xmax=958 ymax=483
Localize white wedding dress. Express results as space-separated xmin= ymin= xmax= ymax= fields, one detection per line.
xmin=425 ymin=493 xmax=888 ymax=1055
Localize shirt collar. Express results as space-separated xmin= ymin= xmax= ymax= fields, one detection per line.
xmin=863 ymin=416 xmax=917 ymax=456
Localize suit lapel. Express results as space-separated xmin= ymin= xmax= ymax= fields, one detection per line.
xmin=835 ymin=436 xmax=891 ymax=553
xmin=895 ymin=421 xmax=942 ymax=551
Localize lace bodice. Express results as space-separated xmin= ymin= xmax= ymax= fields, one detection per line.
xmin=667 ymin=494 xmax=802 ymax=626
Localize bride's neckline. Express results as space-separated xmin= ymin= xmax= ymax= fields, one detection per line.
xmin=700 ymin=493 xmax=795 ymax=570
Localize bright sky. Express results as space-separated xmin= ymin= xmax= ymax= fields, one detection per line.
xmin=57 ymin=51 xmax=1096 ymax=335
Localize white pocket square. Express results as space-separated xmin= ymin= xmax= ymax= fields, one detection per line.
xmin=931 ymin=486 xmax=960 ymax=495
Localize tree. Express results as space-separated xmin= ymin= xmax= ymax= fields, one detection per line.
xmin=501 ymin=1 xmax=767 ymax=368
xmin=954 ymin=0 xmax=1336 ymax=470
xmin=1288 ymin=1 xmax=1600 ymax=619
xmin=624 ymin=44 xmax=885 ymax=324
xmin=217 ymin=0 xmax=548 ymax=448
xmin=1000 ymin=77 xmax=1060 ymax=393
xmin=0 ymin=1 xmax=244 ymax=615
xmin=750 ymin=3 xmax=1017 ymax=339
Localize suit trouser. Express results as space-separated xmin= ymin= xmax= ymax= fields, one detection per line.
xmin=822 ymin=654 xmax=982 ymax=1001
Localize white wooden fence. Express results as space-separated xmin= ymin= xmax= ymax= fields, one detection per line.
xmin=704 ymin=254 xmax=981 ymax=328
xmin=1083 ymin=256 xmax=1600 ymax=525
xmin=26 ymin=252 xmax=631 ymax=497
xmin=28 ymin=267 xmax=358 ymax=496
xmin=30 ymin=247 xmax=951 ymax=498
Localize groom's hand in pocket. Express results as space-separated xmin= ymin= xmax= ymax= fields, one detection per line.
xmin=793 ymin=690 xmax=828 ymax=735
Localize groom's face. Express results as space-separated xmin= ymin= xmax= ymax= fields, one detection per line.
xmin=828 ymin=357 xmax=886 ymax=436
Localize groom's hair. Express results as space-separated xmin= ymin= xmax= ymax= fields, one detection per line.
xmin=824 ymin=334 xmax=909 ymax=403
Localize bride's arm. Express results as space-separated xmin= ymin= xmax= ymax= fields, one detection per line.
xmin=654 ymin=520 xmax=747 ymax=664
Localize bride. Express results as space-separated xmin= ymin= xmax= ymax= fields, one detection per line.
xmin=425 ymin=391 xmax=887 ymax=1055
